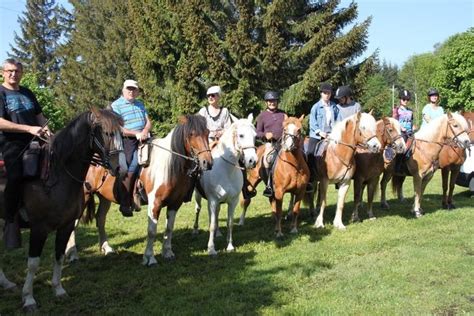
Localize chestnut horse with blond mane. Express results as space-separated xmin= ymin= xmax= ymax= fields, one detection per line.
xmin=351 ymin=117 xmax=406 ymax=222
xmin=307 ymin=112 xmax=381 ymax=230
xmin=387 ymin=113 xmax=470 ymax=217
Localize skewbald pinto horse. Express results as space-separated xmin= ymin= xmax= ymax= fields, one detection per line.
xmin=389 ymin=112 xmax=470 ymax=217
xmin=66 ymin=115 xmax=212 ymax=262
xmin=141 ymin=115 xmax=212 ymax=265
xmin=193 ymin=114 xmax=257 ymax=255
xmin=308 ymin=112 xmax=381 ymax=230
xmin=351 ymin=117 xmax=406 ymax=222
xmin=13 ymin=109 xmax=126 ymax=311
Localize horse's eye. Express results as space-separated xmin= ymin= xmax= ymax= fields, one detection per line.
xmin=239 ymin=134 xmax=244 ymax=138
xmin=388 ymin=128 xmax=393 ymax=133
xmin=453 ymin=124 xmax=458 ymax=128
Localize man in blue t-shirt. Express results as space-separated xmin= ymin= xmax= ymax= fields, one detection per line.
xmin=111 ymin=79 xmax=151 ymax=217
xmin=0 ymin=58 xmax=51 ymax=249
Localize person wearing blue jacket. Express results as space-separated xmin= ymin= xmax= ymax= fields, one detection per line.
xmin=307 ymin=82 xmax=338 ymax=192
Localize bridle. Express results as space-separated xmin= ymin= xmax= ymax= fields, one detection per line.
xmin=220 ymin=126 xmax=255 ymax=169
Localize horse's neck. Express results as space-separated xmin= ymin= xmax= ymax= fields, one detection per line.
xmin=330 ymin=121 xmax=356 ymax=161
xmin=376 ymin=121 xmax=389 ymax=147
xmin=416 ymin=119 xmax=446 ymax=143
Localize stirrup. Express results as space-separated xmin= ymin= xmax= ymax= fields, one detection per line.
xmin=305 ymin=183 xmax=314 ymax=193
xmin=263 ymin=186 xmax=273 ymax=197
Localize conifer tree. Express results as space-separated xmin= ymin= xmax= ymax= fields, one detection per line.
xmin=9 ymin=0 xmax=64 ymax=86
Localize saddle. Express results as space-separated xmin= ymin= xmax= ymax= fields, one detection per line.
xmin=22 ymin=140 xmax=51 ymax=180
xmin=314 ymin=139 xmax=329 ymax=158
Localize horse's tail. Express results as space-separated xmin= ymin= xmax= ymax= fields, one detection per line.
xmin=81 ymin=193 xmax=96 ymax=225
xmin=391 ymin=175 xmax=404 ymax=197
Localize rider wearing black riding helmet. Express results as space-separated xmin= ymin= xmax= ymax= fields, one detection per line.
xmin=421 ymin=88 xmax=444 ymax=128
xmin=334 ymin=85 xmax=361 ymax=122
xmin=256 ymin=91 xmax=287 ymax=197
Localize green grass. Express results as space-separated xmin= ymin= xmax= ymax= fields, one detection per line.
xmin=1 ymin=173 xmax=473 ymax=315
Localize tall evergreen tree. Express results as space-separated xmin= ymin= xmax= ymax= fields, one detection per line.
xmin=9 ymin=0 xmax=64 ymax=86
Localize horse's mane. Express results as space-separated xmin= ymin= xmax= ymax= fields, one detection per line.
xmin=169 ymin=114 xmax=208 ymax=176
xmin=51 ymin=109 xmax=123 ymax=163
xmin=386 ymin=117 xmax=402 ymax=134
xmin=415 ymin=114 xmax=447 ymax=140
xmin=217 ymin=118 xmax=256 ymax=155
xmin=331 ymin=115 xmax=356 ymax=142
xmin=284 ymin=117 xmax=302 ymax=129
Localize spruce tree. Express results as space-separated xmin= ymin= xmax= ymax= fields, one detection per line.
xmin=9 ymin=0 xmax=64 ymax=86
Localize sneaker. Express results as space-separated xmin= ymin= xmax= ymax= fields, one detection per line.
xmin=4 ymin=221 xmax=22 ymax=249
xmin=263 ymin=186 xmax=273 ymax=197
xmin=119 ymin=205 xmax=133 ymax=217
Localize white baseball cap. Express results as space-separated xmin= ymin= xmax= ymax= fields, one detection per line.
xmin=123 ymin=79 xmax=139 ymax=89
xmin=206 ymin=85 xmax=221 ymax=95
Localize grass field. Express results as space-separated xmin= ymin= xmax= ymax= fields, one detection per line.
xmin=1 ymin=172 xmax=473 ymax=315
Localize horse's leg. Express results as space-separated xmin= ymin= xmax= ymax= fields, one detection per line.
xmin=290 ymin=193 xmax=304 ymax=234
xmin=419 ymin=172 xmax=434 ymax=215
xmin=285 ymin=194 xmax=295 ymax=221
xmin=272 ymin=198 xmax=283 ymax=238
xmin=380 ymin=170 xmax=392 ymax=209
xmin=162 ymin=207 xmax=178 ymax=260
xmin=143 ymin=203 xmax=160 ymax=266
xmin=193 ymin=190 xmax=202 ymax=235
xmin=333 ymin=180 xmax=350 ymax=230
xmin=96 ymin=198 xmax=113 ymax=255
xmin=448 ymin=167 xmax=460 ymax=209
xmin=441 ymin=167 xmax=449 ymax=209
xmin=0 ymin=267 xmax=16 ymax=290
xmin=52 ymin=221 xmax=76 ymax=299
xmin=314 ymin=179 xmax=328 ymax=228
xmin=22 ymin=226 xmax=48 ymax=311
xmin=352 ymin=178 xmax=362 ymax=223
xmin=412 ymin=175 xmax=423 ymax=218
xmin=397 ymin=176 xmax=406 ymax=202
xmin=238 ymin=176 xmax=261 ymax=226
xmin=366 ymin=177 xmax=378 ymax=219
xmin=207 ymin=199 xmax=218 ymax=256
xmin=65 ymin=219 xmax=80 ymax=262
xmin=226 ymin=198 xmax=239 ymax=252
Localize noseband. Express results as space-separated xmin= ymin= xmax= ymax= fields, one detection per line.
xmin=446 ymin=118 xmax=469 ymax=147
xmin=282 ymin=130 xmax=301 ymax=151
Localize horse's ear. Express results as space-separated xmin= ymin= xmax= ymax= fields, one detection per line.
xmin=447 ymin=111 xmax=452 ymax=119
xmin=178 ymin=115 xmax=188 ymax=125
xmin=247 ymin=113 xmax=254 ymax=122
xmin=368 ymin=109 xmax=373 ymax=116
xmin=298 ymin=114 xmax=305 ymax=122
xmin=356 ymin=111 xmax=362 ymax=121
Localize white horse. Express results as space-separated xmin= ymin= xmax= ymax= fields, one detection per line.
xmin=193 ymin=114 xmax=257 ymax=255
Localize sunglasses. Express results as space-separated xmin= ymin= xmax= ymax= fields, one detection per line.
xmin=207 ymin=94 xmax=218 ymax=98
xmin=126 ymin=86 xmax=138 ymax=91
xmin=401 ymin=98 xmax=410 ymax=102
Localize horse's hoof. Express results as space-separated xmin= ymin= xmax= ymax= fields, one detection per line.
xmin=2 ymin=281 xmax=16 ymax=290
xmin=101 ymin=242 xmax=115 ymax=256
xmin=351 ymin=216 xmax=361 ymax=223
xmin=236 ymin=220 xmax=244 ymax=226
xmin=414 ymin=211 xmax=423 ymax=218
xmin=334 ymin=223 xmax=346 ymax=230
xmin=208 ymin=249 xmax=218 ymax=256
xmin=162 ymin=251 xmax=176 ymax=261
xmin=441 ymin=203 xmax=448 ymax=209
xmin=448 ymin=203 xmax=456 ymax=210
xmin=275 ymin=232 xmax=284 ymax=239
xmin=368 ymin=216 xmax=377 ymax=221
xmin=215 ymin=230 xmax=223 ymax=238
xmin=55 ymin=288 xmax=68 ymax=299
xmin=313 ymin=223 xmax=324 ymax=229
xmin=142 ymin=256 xmax=158 ymax=266
xmin=380 ymin=202 xmax=390 ymax=209
xmin=23 ymin=302 xmax=38 ymax=313
xmin=290 ymin=227 xmax=298 ymax=234
xmin=192 ymin=229 xmax=199 ymax=235
xmin=226 ymin=245 xmax=235 ymax=252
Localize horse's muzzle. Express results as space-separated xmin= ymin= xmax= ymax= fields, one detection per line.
xmin=200 ymin=158 xmax=212 ymax=171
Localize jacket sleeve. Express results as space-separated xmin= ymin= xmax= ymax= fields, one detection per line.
xmin=256 ymin=114 xmax=265 ymax=139
xmin=309 ymin=104 xmax=319 ymax=135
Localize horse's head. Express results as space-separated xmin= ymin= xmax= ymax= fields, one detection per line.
xmin=179 ymin=115 xmax=213 ymax=171
xmin=282 ymin=115 xmax=304 ymax=152
xmin=90 ymin=109 xmax=127 ymax=177
xmin=382 ymin=117 xmax=406 ymax=154
xmin=232 ymin=113 xmax=257 ymax=169
xmin=355 ymin=112 xmax=381 ymax=153
xmin=446 ymin=112 xmax=470 ymax=148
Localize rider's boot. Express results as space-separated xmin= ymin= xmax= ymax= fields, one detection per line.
xmin=262 ymin=168 xmax=273 ymax=197
xmin=118 ymin=173 xmax=134 ymax=217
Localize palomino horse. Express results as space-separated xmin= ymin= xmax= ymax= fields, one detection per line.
xmin=351 ymin=117 xmax=406 ymax=222
xmin=387 ymin=113 xmax=470 ymax=217
xmin=193 ymin=115 xmax=257 ymax=255
xmin=309 ymin=112 xmax=381 ymax=230
xmin=66 ymin=115 xmax=212 ymax=262
xmin=15 ymin=109 xmax=126 ymax=311
xmin=439 ymin=112 xmax=474 ymax=209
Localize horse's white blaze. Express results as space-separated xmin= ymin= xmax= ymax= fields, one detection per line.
xmin=282 ymin=123 xmax=298 ymax=151
xmin=388 ymin=118 xmax=407 ymax=153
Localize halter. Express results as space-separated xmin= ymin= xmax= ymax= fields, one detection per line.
xmin=445 ymin=117 xmax=469 ymax=147
xmin=282 ymin=130 xmax=301 ymax=152
xmin=382 ymin=120 xmax=404 ymax=147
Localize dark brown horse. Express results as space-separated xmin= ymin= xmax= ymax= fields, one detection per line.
xmin=351 ymin=117 xmax=406 ymax=222
xmin=66 ymin=115 xmax=212 ymax=263
xmin=15 ymin=109 xmax=126 ymax=311
xmin=387 ymin=113 xmax=470 ymax=217
xmin=439 ymin=112 xmax=474 ymax=209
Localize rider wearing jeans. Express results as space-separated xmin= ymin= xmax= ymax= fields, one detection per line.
xmin=0 ymin=58 xmax=50 ymax=249
xmin=111 ymin=79 xmax=152 ymax=217
xmin=255 ymin=91 xmax=287 ymax=197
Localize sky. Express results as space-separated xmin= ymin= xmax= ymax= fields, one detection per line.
xmin=0 ymin=0 xmax=473 ymax=67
